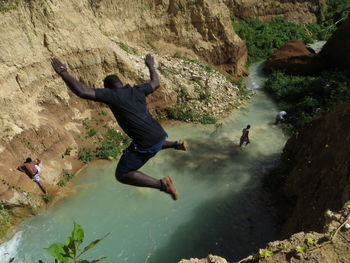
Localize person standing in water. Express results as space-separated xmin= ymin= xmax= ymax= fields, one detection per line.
xmin=51 ymin=54 xmax=186 ymax=200
xmin=18 ymin=157 xmax=46 ymax=194
xmin=239 ymin=125 xmax=251 ymax=147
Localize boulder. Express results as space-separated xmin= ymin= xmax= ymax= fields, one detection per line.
xmin=263 ymin=40 xmax=326 ymax=75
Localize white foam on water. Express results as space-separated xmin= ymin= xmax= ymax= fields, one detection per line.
xmin=245 ymin=62 xmax=267 ymax=90
xmin=0 ymin=231 xmax=23 ymax=263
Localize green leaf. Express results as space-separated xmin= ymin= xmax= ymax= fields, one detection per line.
xmin=259 ymin=248 xmax=273 ymax=257
xmin=276 ymin=245 xmax=286 ymax=250
xmin=45 ymin=243 xmax=71 ymax=263
xmin=78 ymin=233 xmax=110 ymax=257
xmin=296 ymin=246 xmax=307 ymax=254
xmin=305 ymin=237 xmax=315 ymax=246
xmin=72 ymin=221 xmax=85 ymax=242
xmin=344 ymin=200 xmax=350 ymax=207
xmin=77 ymin=257 xmax=107 ymax=263
xmin=9 ymin=258 xmax=15 ymax=263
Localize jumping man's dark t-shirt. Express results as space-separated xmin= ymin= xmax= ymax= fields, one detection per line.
xmin=94 ymin=83 xmax=167 ymax=148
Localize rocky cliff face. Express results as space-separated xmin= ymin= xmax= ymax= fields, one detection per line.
xmin=279 ymin=102 xmax=350 ymax=236
xmin=319 ymin=15 xmax=350 ymax=69
xmin=0 ymin=0 xmax=247 ymax=215
xmin=224 ymin=0 xmax=324 ymax=23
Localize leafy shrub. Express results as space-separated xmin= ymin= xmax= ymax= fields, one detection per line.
xmin=165 ymin=107 xmax=197 ymax=122
xmin=42 ymin=194 xmax=54 ymax=203
xmin=98 ymin=110 xmax=107 ymax=116
xmin=95 ymin=129 xmax=130 ymax=159
xmin=57 ymin=180 xmax=66 ymax=187
xmin=45 ymin=222 xmax=109 ymax=263
xmin=232 ymin=17 xmax=314 ymax=64
xmin=63 ymin=170 xmax=74 ymax=181
xmin=200 ymin=115 xmax=217 ymax=124
xmin=264 ymin=70 xmax=350 ymax=133
xmin=78 ymin=149 xmax=95 ymax=163
xmin=64 ymin=146 xmax=73 ymax=156
xmin=87 ymin=127 xmax=98 ymax=137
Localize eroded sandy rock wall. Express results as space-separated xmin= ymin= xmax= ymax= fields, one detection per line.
xmin=224 ymin=0 xmax=324 ymax=23
xmin=0 ymin=0 xmax=246 ymax=206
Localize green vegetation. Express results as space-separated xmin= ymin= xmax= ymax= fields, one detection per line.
xmin=42 ymin=194 xmax=54 ymax=203
xmin=164 ymin=107 xmax=217 ymax=124
xmin=78 ymin=148 xmax=95 ymax=163
xmin=259 ymin=248 xmax=273 ymax=257
xmin=0 ymin=203 xmax=11 ymax=239
xmin=232 ymin=17 xmax=315 ymax=64
xmin=305 ymin=237 xmax=315 ymax=247
xmin=115 ymin=41 xmax=139 ymax=55
xmin=63 ymin=170 xmax=74 ymax=181
xmin=95 ymin=129 xmax=130 ymax=159
xmin=295 ymin=245 xmax=307 ymax=254
xmin=78 ymin=129 xmax=130 ymax=163
xmin=45 ymin=222 xmax=108 ymax=263
xmin=87 ymin=127 xmax=98 ymax=137
xmin=8 ymin=222 xmax=108 ymax=263
xmin=57 ymin=179 xmax=66 ymax=187
xmin=318 ymin=0 xmax=349 ymax=39
xmin=264 ymin=70 xmax=350 ymax=133
xmin=98 ymin=110 xmax=107 ymax=116
xmin=64 ymin=146 xmax=73 ymax=156
xmin=232 ymin=0 xmax=350 ymax=64
xmin=0 ymin=0 xmax=17 ymax=12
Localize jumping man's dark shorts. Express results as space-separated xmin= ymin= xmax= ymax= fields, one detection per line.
xmin=116 ymin=138 xmax=166 ymax=176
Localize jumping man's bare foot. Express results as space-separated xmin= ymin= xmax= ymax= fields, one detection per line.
xmin=175 ymin=140 xmax=187 ymax=151
xmin=161 ymin=176 xmax=178 ymax=200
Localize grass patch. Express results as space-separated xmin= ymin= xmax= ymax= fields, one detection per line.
xmin=0 ymin=0 xmax=17 ymax=12
xmin=95 ymin=129 xmax=130 ymax=159
xmin=78 ymin=129 xmax=130 ymax=163
xmin=115 ymin=41 xmax=139 ymax=55
xmin=164 ymin=107 xmax=217 ymax=124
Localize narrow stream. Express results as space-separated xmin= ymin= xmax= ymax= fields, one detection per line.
xmin=1 ymin=63 xmax=287 ymax=263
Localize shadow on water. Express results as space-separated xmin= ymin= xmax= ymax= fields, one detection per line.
xmin=150 ymin=154 xmax=280 ymax=262
xmin=166 ymin=137 xmax=279 ymax=183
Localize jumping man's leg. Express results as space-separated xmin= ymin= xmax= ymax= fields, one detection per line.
xmin=115 ymin=147 xmax=178 ymax=200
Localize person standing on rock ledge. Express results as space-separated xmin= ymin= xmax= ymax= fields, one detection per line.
xmin=51 ymin=54 xmax=186 ymax=200
xmin=18 ymin=157 xmax=46 ymax=194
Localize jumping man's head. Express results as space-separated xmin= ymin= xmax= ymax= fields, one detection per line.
xmin=25 ymin=157 xmax=32 ymax=163
xmin=247 ymin=125 xmax=251 ymax=129
xmin=103 ymin=74 xmax=123 ymax=89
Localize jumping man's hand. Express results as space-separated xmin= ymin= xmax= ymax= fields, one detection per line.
xmin=51 ymin=57 xmax=67 ymax=75
xmin=145 ymin=54 xmax=155 ymax=68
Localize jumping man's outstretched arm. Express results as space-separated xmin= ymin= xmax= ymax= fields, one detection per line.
xmin=51 ymin=57 xmax=96 ymax=100
xmin=145 ymin=54 xmax=160 ymax=91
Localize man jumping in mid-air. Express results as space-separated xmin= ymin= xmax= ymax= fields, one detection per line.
xmin=51 ymin=54 xmax=186 ymax=200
